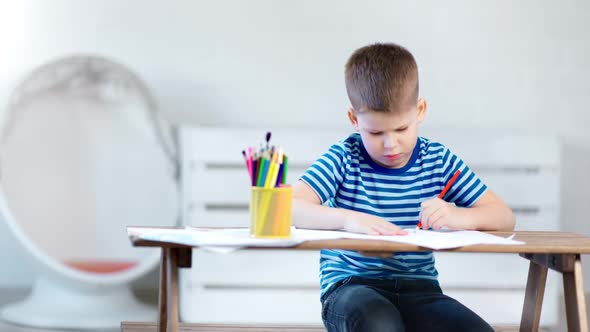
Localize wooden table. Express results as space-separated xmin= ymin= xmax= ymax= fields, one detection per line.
xmin=125 ymin=228 xmax=590 ymax=332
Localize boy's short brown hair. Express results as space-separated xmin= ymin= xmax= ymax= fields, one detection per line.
xmin=345 ymin=43 xmax=419 ymax=113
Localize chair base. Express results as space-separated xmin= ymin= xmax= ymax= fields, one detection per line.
xmin=1 ymin=277 xmax=155 ymax=330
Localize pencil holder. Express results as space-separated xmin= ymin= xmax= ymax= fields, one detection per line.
xmin=249 ymin=186 xmax=292 ymax=238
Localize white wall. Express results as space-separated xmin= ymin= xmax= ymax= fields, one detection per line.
xmin=0 ymin=0 xmax=589 ymax=291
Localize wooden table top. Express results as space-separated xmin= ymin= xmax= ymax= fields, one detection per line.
xmin=128 ymin=227 xmax=590 ymax=254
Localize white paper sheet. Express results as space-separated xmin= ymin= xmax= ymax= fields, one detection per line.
xmin=128 ymin=226 xmax=524 ymax=253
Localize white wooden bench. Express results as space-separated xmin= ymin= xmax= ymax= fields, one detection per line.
xmin=178 ymin=126 xmax=561 ymax=330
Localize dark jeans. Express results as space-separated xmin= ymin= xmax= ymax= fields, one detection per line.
xmin=321 ymin=276 xmax=494 ymax=332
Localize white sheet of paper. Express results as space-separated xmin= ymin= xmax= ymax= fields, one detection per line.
xmin=128 ymin=226 xmax=524 ymax=252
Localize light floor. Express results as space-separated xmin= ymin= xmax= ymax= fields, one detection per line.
xmin=0 ymin=288 xmax=580 ymax=332
xmin=0 ymin=323 xmax=117 ymax=332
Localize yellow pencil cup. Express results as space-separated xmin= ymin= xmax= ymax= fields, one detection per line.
xmin=249 ymin=186 xmax=292 ymax=238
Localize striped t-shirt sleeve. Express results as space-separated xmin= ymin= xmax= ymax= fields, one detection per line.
xmin=439 ymin=146 xmax=488 ymax=207
xmin=299 ymin=142 xmax=348 ymax=204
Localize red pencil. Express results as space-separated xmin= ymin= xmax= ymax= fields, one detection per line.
xmin=416 ymin=170 xmax=461 ymax=229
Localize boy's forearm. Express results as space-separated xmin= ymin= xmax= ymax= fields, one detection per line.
xmin=292 ymin=198 xmax=350 ymax=230
xmin=460 ymin=203 xmax=516 ymax=231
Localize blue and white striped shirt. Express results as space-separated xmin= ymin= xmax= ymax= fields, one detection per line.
xmin=300 ymin=133 xmax=487 ymax=298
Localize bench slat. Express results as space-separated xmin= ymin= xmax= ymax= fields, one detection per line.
xmin=121 ymin=321 xmax=538 ymax=332
xmin=122 ymin=322 xmax=327 ymax=331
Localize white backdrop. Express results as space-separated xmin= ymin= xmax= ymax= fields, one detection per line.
xmin=0 ymin=0 xmax=589 ymax=291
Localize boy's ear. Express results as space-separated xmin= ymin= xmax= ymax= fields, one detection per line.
xmin=347 ymin=108 xmax=359 ymax=130
xmin=417 ymin=98 xmax=427 ymax=124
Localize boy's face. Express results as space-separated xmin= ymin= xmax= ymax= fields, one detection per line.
xmin=348 ymin=98 xmax=427 ymax=169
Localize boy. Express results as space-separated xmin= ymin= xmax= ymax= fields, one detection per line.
xmin=293 ymin=43 xmax=515 ymax=332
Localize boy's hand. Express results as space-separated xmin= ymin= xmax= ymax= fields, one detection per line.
xmin=343 ymin=210 xmax=407 ymax=235
xmin=419 ymin=198 xmax=470 ymax=230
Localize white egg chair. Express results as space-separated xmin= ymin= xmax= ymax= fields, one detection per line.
xmin=0 ymin=55 xmax=178 ymax=329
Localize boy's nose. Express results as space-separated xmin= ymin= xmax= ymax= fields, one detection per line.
xmin=383 ymin=134 xmax=396 ymax=148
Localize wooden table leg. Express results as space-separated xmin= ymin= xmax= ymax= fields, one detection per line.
xmin=158 ymin=248 xmax=179 ymax=332
xmin=563 ymin=254 xmax=588 ymax=332
xmin=520 ymin=253 xmax=589 ymax=332
xmin=519 ymin=258 xmax=548 ymax=332
xmin=158 ymin=248 xmax=167 ymax=332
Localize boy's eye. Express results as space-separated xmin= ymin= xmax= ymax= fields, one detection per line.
xmin=397 ymin=127 xmax=408 ymax=132
xmin=369 ymin=132 xmax=382 ymax=135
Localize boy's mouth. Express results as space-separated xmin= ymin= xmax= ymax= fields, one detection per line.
xmin=384 ymin=153 xmax=403 ymax=160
